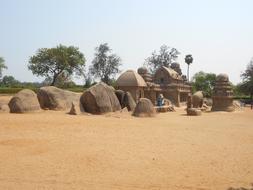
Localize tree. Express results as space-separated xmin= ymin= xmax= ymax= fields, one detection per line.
xmin=89 ymin=43 xmax=121 ymax=84
xmin=1 ymin=75 xmax=20 ymax=87
xmin=0 ymin=57 xmax=7 ymax=78
xmin=28 ymin=44 xmax=85 ymax=86
xmin=192 ymin=71 xmax=216 ymax=97
xmin=239 ymin=58 xmax=253 ymax=99
xmin=170 ymin=62 xmax=182 ymax=75
xmin=145 ymin=45 xmax=180 ymax=73
xmin=185 ymin=54 xmax=193 ymax=81
xmin=41 ymin=71 xmax=74 ymax=88
xmin=84 ymin=74 xmax=92 ymax=88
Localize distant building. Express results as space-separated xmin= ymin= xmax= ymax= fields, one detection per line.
xmin=116 ymin=66 xmax=191 ymax=106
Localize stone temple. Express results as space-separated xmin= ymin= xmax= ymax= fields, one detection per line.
xmin=116 ymin=66 xmax=191 ymax=106
xmin=211 ymin=73 xmax=235 ymax=112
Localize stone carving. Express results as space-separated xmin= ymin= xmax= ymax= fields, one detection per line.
xmin=186 ymin=93 xmax=202 ymax=116
xmin=211 ymin=74 xmax=234 ymax=112
xmin=192 ymin=91 xmax=203 ymax=108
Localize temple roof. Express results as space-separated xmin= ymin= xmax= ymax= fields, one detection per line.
xmin=216 ymin=73 xmax=229 ymax=82
xmin=116 ymin=70 xmax=147 ymax=87
xmin=159 ymin=66 xmax=183 ymax=80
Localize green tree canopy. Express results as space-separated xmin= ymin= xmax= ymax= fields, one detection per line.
xmin=1 ymin=75 xmax=20 ymax=87
xmin=28 ymin=45 xmax=85 ymax=86
xmin=89 ymin=43 xmax=121 ymax=84
xmin=0 ymin=57 xmax=7 ymax=78
xmin=145 ymin=45 xmax=180 ymax=73
xmin=192 ymin=71 xmax=216 ymax=97
xmin=239 ymin=58 xmax=253 ymax=99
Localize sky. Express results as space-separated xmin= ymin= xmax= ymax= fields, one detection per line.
xmin=0 ymin=0 xmax=253 ymax=84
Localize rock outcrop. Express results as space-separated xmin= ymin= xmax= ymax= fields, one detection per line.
xmin=80 ymin=82 xmax=121 ymax=114
xmin=8 ymin=89 xmax=41 ymax=113
xmin=37 ymin=86 xmax=81 ymax=111
xmin=115 ymin=90 xmax=136 ymax=111
xmin=68 ymin=102 xmax=84 ymax=115
xmin=133 ymin=98 xmax=156 ymax=117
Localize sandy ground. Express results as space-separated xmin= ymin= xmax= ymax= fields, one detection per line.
xmin=0 ymin=95 xmax=253 ymax=190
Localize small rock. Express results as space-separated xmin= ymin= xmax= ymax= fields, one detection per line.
xmin=68 ymin=102 xmax=83 ymax=115
xmin=120 ymin=107 xmax=129 ymax=113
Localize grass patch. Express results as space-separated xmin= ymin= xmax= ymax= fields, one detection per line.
xmin=0 ymin=87 xmax=37 ymax=94
xmin=0 ymin=86 xmax=86 ymax=94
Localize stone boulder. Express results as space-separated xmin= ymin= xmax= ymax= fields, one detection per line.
xmin=0 ymin=104 xmax=10 ymax=113
xmin=115 ymin=90 xmax=136 ymax=111
xmin=124 ymin=92 xmax=136 ymax=111
xmin=186 ymin=108 xmax=202 ymax=116
xmin=37 ymin=86 xmax=81 ymax=111
xmin=192 ymin=91 xmax=204 ymax=108
xmin=68 ymin=102 xmax=84 ymax=115
xmin=120 ymin=107 xmax=129 ymax=113
xmin=133 ymin=98 xmax=156 ymax=117
xmin=8 ymin=89 xmax=41 ymax=113
xmin=115 ymin=90 xmax=125 ymax=106
xmin=80 ymin=82 xmax=121 ymax=114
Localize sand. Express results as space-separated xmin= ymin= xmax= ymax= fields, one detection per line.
xmin=0 ymin=95 xmax=253 ymax=190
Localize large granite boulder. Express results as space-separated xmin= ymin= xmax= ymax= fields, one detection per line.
xmin=115 ymin=90 xmax=125 ymax=106
xmin=192 ymin=91 xmax=204 ymax=108
xmin=8 ymin=89 xmax=41 ymax=113
xmin=37 ymin=86 xmax=81 ymax=111
xmin=115 ymin=90 xmax=136 ymax=111
xmin=80 ymin=82 xmax=121 ymax=114
xmin=133 ymin=98 xmax=156 ymax=117
xmin=124 ymin=92 xmax=136 ymax=111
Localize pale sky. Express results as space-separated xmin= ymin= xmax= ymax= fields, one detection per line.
xmin=1 ymin=0 xmax=253 ymax=84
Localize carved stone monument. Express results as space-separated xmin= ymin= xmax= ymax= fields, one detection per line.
xmin=211 ymin=74 xmax=234 ymax=112
xmin=186 ymin=94 xmax=202 ymax=116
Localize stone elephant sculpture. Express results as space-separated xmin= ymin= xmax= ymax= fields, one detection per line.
xmin=192 ymin=91 xmax=204 ymax=108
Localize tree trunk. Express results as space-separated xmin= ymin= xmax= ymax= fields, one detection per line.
xmin=102 ymin=76 xmax=110 ymax=85
xmin=187 ymin=64 xmax=190 ymax=82
xmin=51 ymin=74 xmax=58 ymax=86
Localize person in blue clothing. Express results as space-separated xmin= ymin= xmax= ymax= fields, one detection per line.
xmin=157 ymin=94 xmax=165 ymax=107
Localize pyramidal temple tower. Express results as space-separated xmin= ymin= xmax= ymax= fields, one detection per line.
xmin=211 ymin=74 xmax=235 ymax=112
